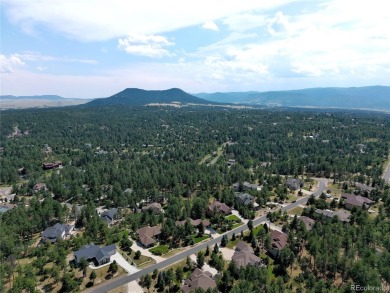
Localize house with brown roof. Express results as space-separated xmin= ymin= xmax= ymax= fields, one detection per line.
xmin=207 ymin=200 xmax=232 ymax=216
xmin=42 ymin=161 xmax=62 ymax=170
xmin=175 ymin=218 xmax=211 ymax=228
xmin=231 ymin=241 xmax=261 ymax=268
xmin=268 ymin=230 xmax=288 ymax=258
xmin=33 ymin=183 xmax=48 ymax=193
xmin=299 ymin=216 xmax=315 ymax=231
xmin=141 ymin=202 xmax=162 ymax=214
xmin=137 ymin=225 xmax=161 ymax=248
xmin=182 ymin=268 xmax=216 ymax=293
xmin=341 ymin=194 xmax=373 ymax=210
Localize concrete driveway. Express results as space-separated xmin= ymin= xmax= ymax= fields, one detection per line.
xmin=111 ymin=252 xmax=139 ymax=275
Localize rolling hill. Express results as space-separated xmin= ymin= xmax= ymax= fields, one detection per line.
xmin=194 ymin=86 xmax=390 ymax=110
xmin=86 ymin=88 xmax=213 ymax=107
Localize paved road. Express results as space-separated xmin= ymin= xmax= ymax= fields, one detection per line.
xmin=87 ymin=182 xmax=327 ymax=293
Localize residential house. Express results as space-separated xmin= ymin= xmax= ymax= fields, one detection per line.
xmin=354 ymin=183 xmax=374 ymax=193
xmin=182 ymin=268 xmax=216 ymax=293
xmin=232 ymin=241 xmax=261 ymax=268
xmin=227 ymin=159 xmax=236 ymax=168
xmin=74 ymin=243 xmax=116 ymax=266
xmin=100 ymin=208 xmax=118 ymax=225
xmin=235 ymin=192 xmax=254 ymax=206
xmin=141 ymin=202 xmax=162 ymax=214
xmin=232 ymin=181 xmax=261 ymax=192
xmin=137 ymin=225 xmax=162 ymax=248
xmin=286 ymin=178 xmax=303 ymax=191
xmin=42 ymin=161 xmax=62 ymax=170
xmin=268 ymin=230 xmax=288 ymax=258
xmin=175 ymin=218 xmax=211 ymax=228
xmin=207 ymin=200 xmax=232 ymax=216
xmin=341 ymin=194 xmax=373 ymax=210
xmin=314 ymin=209 xmax=351 ymax=223
xmin=41 ymin=223 xmax=74 ymax=243
xmin=33 ymin=183 xmax=48 ymax=193
xmin=299 ymin=216 xmax=315 ymax=231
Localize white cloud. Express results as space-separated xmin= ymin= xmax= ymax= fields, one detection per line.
xmin=118 ymin=34 xmax=174 ymax=58
xmin=202 ymin=21 xmax=219 ymax=31
xmin=2 ymin=0 xmax=295 ymax=41
xmin=0 ymin=54 xmax=25 ymax=74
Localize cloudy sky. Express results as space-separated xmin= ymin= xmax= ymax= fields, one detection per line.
xmin=1 ymin=0 xmax=389 ymax=98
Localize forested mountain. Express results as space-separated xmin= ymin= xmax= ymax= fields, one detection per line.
xmin=194 ymin=86 xmax=390 ymax=110
xmin=86 ymin=88 xmax=213 ymax=107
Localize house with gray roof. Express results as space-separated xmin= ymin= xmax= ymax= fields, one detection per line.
xmin=141 ymin=202 xmax=162 ymax=214
xmin=100 ymin=208 xmax=118 ymax=225
xmin=41 ymin=223 xmax=73 ymax=243
xmin=314 ymin=209 xmax=351 ymax=222
xmin=286 ymin=178 xmax=303 ymax=191
xmin=74 ymin=243 xmax=116 ymax=266
xmin=235 ymin=192 xmax=255 ymax=206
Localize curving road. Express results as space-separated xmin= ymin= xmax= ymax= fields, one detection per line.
xmin=87 ymin=182 xmax=327 ymax=293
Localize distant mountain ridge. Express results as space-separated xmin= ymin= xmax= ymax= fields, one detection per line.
xmin=1 ymin=95 xmax=66 ymax=100
xmin=86 ymin=88 xmax=213 ymax=107
xmin=194 ymin=86 xmax=390 ymax=110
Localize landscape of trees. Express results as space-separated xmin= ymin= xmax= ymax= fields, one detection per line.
xmin=0 ymin=105 xmax=389 ymax=292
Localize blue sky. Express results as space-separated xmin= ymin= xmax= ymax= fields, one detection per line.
xmin=1 ymin=0 xmax=389 ymax=98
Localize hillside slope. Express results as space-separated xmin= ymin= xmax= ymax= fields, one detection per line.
xmin=194 ymin=86 xmax=390 ymax=110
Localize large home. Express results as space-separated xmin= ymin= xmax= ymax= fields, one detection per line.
xmin=42 ymin=161 xmax=62 ymax=170
xmin=314 ymin=209 xmax=351 ymax=223
xmin=74 ymin=243 xmax=116 ymax=266
xmin=299 ymin=216 xmax=315 ymax=231
xmin=141 ymin=202 xmax=162 ymax=214
xmin=137 ymin=225 xmax=162 ymax=248
xmin=182 ymin=268 xmax=217 ymax=293
xmin=175 ymin=218 xmax=211 ymax=228
xmin=268 ymin=230 xmax=288 ymax=258
xmin=33 ymin=183 xmax=48 ymax=193
xmin=100 ymin=208 xmax=118 ymax=225
xmin=235 ymin=192 xmax=255 ymax=206
xmin=341 ymin=194 xmax=373 ymax=210
xmin=232 ymin=182 xmax=261 ymax=192
xmin=207 ymin=200 xmax=232 ymax=216
xmin=231 ymin=241 xmax=261 ymax=268
xmin=42 ymin=223 xmax=74 ymax=243
xmin=354 ymin=182 xmax=374 ymax=193
xmin=286 ymin=178 xmax=303 ymax=191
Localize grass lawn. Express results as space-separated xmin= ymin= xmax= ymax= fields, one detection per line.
xmin=288 ymin=206 xmax=304 ymax=216
xmin=149 ymin=245 xmax=169 ymax=256
xmin=327 ymin=183 xmax=342 ymax=196
xmin=226 ymin=238 xmax=240 ymax=249
xmin=161 ymin=247 xmax=185 ymax=258
xmin=252 ymin=225 xmax=264 ymax=237
xmin=124 ymin=250 xmax=154 ymax=267
xmin=232 ymin=223 xmax=242 ymax=229
xmin=225 ymin=214 xmax=241 ymax=222
xmin=192 ymin=235 xmax=209 ymax=244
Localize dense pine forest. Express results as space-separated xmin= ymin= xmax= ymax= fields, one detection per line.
xmin=0 ymin=105 xmax=389 ymax=292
